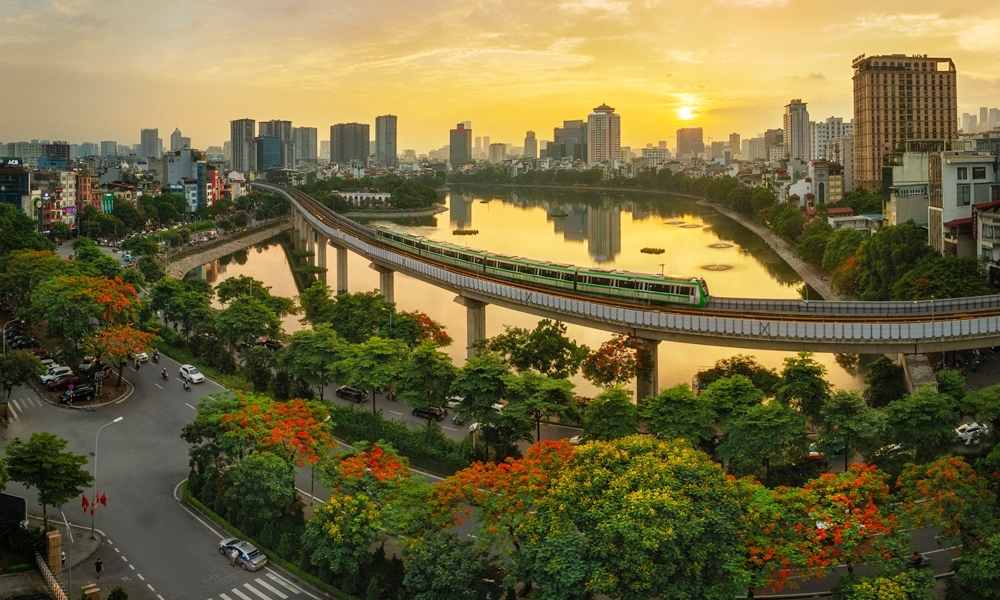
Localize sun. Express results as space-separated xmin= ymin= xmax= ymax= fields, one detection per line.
xmin=677 ymin=106 xmax=695 ymax=120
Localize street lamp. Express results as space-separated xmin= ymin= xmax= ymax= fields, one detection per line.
xmin=91 ymin=416 xmax=123 ymax=539
xmin=2 ymin=319 xmax=22 ymax=355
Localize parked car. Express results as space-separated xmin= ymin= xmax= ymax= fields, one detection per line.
xmin=956 ymin=422 xmax=989 ymax=446
xmin=335 ymin=385 xmax=367 ymax=403
xmin=92 ymin=364 xmax=113 ymax=380
xmin=218 ymin=538 xmax=267 ymax=571
xmin=59 ymin=385 xmax=96 ymax=405
xmin=261 ymin=339 xmax=284 ymax=351
xmin=129 ymin=350 xmax=148 ymax=362
xmin=179 ymin=364 xmax=205 ymax=383
xmin=46 ymin=373 xmax=81 ymax=391
xmin=79 ymin=356 xmax=100 ymax=372
xmin=8 ymin=337 xmax=38 ymax=350
xmin=569 ymin=435 xmax=586 ymax=445
xmin=40 ymin=366 xmax=73 ymax=383
xmin=446 ymin=396 xmax=464 ymax=410
xmin=411 ymin=405 xmax=446 ymax=421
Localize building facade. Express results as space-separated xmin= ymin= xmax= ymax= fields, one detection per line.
xmin=488 ymin=143 xmax=507 ymax=164
xmin=259 ymin=120 xmax=294 ymax=168
xmin=783 ymin=99 xmax=810 ymax=161
xmin=140 ymin=128 xmax=160 ymax=159
xmin=587 ymin=103 xmax=621 ymax=166
xmin=676 ymin=127 xmax=704 ymax=159
xmin=255 ymin=137 xmax=282 ymax=172
xmin=449 ymin=123 xmax=472 ymax=166
xmin=230 ymin=119 xmax=256 ymax=173
xmin=811 ymin=117 xmax=854 ymax=160
xmin=331 ymin=123 xmax=370 ymax=165
xmin=852 ymin=54 xmax=958 ymax=192
xmin=375 ymin=115 xmax=398 ymax=167
xmin=292 ymin=127 xmax=318 ymax=164
xmin=524 ymin=131 xmax=538 ymax=159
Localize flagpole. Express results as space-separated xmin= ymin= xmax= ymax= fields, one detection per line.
xmin=92 ymin=417 xmax=123 ymax=540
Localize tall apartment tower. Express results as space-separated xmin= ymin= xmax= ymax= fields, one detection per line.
xmin=524 ymin=131 xmax=538 ymax=159
xmin=230 ymin=118 xmax=257 ymax=173
xmin=100 ymin=141 xmax=117 ymax=157
xmin=375 ymin=115 xmax=398 ymax=167
xmin=729 ymin=133 xmax=741 ymax=158
xmin=450 ymin=123 xmax=473 ymax=166
xmin=258 ymin=120 xmax=294 ymax=168
xmin=140 ymin=128 xmax=160 ymax=159
xmin=783 ymin=99 xmax=810 ymax=161
xmin=852 ymin=54 xmax=957 ymax=192
xmin=170 ymin=128 xmax=190 ymax=152
xmin=292 ymin=127 xmax=318 ymax=164
xmin=330 ymin=123 xmax=370 ymax=165
xmin=587 ymin=103 xmax=621 ymax=166
xmin=676 ymin=128 xmax=704 ymax=158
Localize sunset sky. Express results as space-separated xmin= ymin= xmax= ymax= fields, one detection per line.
xmin=2 ymin=0 xmax=1000 ymax=152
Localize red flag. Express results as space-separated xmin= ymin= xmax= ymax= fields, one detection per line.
xmin=99 ymin=493 xmax=107 ymax=506
xmin=90 ymin=505 xmax=95 ymax=516
xmin=82 ymin=495 xmax=90 ymax=512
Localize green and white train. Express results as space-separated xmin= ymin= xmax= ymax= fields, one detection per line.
xmin=374 ymin=226 xmax=711 ymax=307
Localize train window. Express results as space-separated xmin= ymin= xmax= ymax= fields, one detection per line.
xmin=616 ymin=279 xmax=635 ymax=289
xmin=519 ymin=265 xmax=536 ymax=275
xmin=647 ymin=283 xmax=667 ymax=293
xmin=590 ymin=277 xmax=611 ymax=287
xmin=540 ymin=269 xmax=558 ymax=279
xmin=428 ymin=246 xmax=442 ymax=254
xmin=458 ymin=253 xmax=474 ymax=263
xmin=682 ymin=286 xmax=693 ymax=295
xmin=562 ymin=272 xmax=577 ymax=281
xmin=486 ymin=260 xmax=498 ymax=268
xmin=499 ymin=262 xmax=515 ymax=271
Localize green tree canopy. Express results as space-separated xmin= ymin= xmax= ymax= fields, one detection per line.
xmin=397 ymin=340 xmax=457 ymax=411
xmin=215 ymin=296 xmax=282 ymax=347
xmin=716 ymin=401 xmax=809 ymax=478
xmin=887 ymin=386 xmax=960 ymax=463
xmin=700 ymin=375 xmax=766 ymax=424
xmin=503 ymin=370 xmax=577 ymax=442
xmin=641 ymin=383 xmax=717 ymax=443
xmin=856 ymin=221 xmax=933 ymax=300
xmin=343 ymin=336 xmax=410 ymax=412
xmin=863 ymin=356 xmax=908 ymax=408
xmin=581 ymin=387 xmax=639 ymax=442
xmin=479 ymin=319 xmax=589 ymax=378
xmin=891 ymin=255 xmax=991 ymax=300
xmin=5 ymin=432 xmax=94 ymax=526
xmin=821 ymin=227 xmax=864 ymax=273
xmin=818 ymin=390 xmax=888 ymax=469
xmin=774 ymin=352 xmax=830 ymax=421
xmin=0 ymin=203 xmax=55 ymax=255
xmin=402 ymin=531 xmax=507 ymax=600
xmin=0 ymin=350 xmax=46 ymax=403
xmin=218 ymin=451 xmax=297 ymax=533
xmin=279 ymin=323 xmax=349 ymax=400
xmin=697 ymin=354 xmax=780 ymax=395
xmin=451 ymin=353 xmax=513 ymax=425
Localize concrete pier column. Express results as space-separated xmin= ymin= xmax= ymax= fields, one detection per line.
xmin=307 ymin=226 xmax=317 ymax=257
xmin=454 ymin=296 xmax=487 ymax=359
xmin=369 ymin=263 xmax=395 ymax=303
xmin=299 ymin=216 xmax=309 ymax=251
xmin=316 ymin=236 xmax=328 ymax=285
xmin=635 ymin=338 xmax=661 ymax=402
xmin=331 ymin=241 xmax=348 ymax=294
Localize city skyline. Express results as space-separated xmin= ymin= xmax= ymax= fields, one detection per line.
xmin=2 ymin=1 xmax=1000 ymax=152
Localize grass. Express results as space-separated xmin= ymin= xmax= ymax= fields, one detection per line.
xmin=182 ymin=483 xmax=357 ymax=600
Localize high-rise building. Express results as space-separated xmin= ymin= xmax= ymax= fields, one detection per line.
xmin=488 ymin=143 xmax=507 ymax=164
xmin=449 ymin=123 xmax=473 ymax=166
xmin=783 ymin=99 xmax=810 ymax=161
xmin=676 ymin=127 xmax=704 ymax=158
xmin=524 ymin=131 xmax=538 ymax=159
xmin=375 ymin=115 xmax=398 ymax=167
xmin=170 ymin=128 xmax=190 ymax=152
xmin=981 ymin=107 xmax=989 ymax=131
xmin=140 ymin=128 xmax=160 ymax=159
xmin=292 ymin=127 xmax=318 ymax=164
xmin=255 ymin=137 xmax=282 ymax=172
xmin=587 ymin=103 xmax=621 ymax=166
xmin=729 ymin=133 xmax=741 ymax=158
xmin=552 ymin=121 xmax=587 ymax=161
xmin=100 ymin=141 xmax=117 ymax=157
xmin=710 ymin=141 xmax=725 ymax=160
xmin=852 ymin=54 xmax=957 ymax=192
xmin=259 ymin=120 xmax=294 ymax=168
xmin=330 ymin=123 xmax=370 ymax=165
xmin=811 ymin=117 xmax=854 ymax=160
xmin=320 ymin=140 xmax=330 ymax=161
xmin=474 ymin=137 xmax=483 ymax=158
xmin=230 ymin=119 xmax=257 ymax=173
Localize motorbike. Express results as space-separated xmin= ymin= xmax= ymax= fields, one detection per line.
xmin=906 ymin=553 xmax=931 ymax=570
xmin=183 ymin=380 xmax=191 ymax=392
xmin=152 ymin=353 xmax=159 ymax=364
xmin=161 ymin=369 xmax=169 ymax=380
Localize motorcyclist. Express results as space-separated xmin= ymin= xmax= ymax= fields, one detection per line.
xmin=161 ymin=368 xmax=169 ymax=380
xmin=183 ymin=379 xmax=191 ymax=391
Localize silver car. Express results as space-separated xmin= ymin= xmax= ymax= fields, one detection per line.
xmin=218 ymin=538 xmax=267 ymax=571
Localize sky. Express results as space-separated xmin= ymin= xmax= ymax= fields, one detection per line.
xmin=3 ymin=0 xmax=1000 ymax=153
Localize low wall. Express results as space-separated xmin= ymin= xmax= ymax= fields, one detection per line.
xmin=165 ymin=220 xmax=292 ymax=278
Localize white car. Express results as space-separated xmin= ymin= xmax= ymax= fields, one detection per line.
xmin=40 ymin=366 xmax=72 ymax=383
xmin=955 ymin=422 xmax=989 ymax=446
xmin=130 ymin=350 xmax=148 ymax=362
xmin=446 ymin=396 xmax=464 ymax=410
xmin=179 ymin=364 xmax=205 ymax=383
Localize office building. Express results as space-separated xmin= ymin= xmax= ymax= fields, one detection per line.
xmin=811 ymin=117 xmax=854 ymax=160
xmin=524 ymin=131 xmax=538 ymax=159
xmin=255 ymin=137 xmax=282 ymax=172
xmin=292 ymin=127 xmax=318 ymax=164
xmin=729 ymin=133 xmax=741 ymax=158
xmin=170 ymin=128 xmax=191 ymax=152
xmin=587 ymin=103 xmax=621 ymax=166
xmin=100 ymin=141 xmax=117 ymax=157
xmin=259 ymin=120 xmax=294 ymax=168
xmin=474 ymin=137 xmax=483 ymax=158
xmin=488 ymin=143 xmax=507 ymax=164
xmin=330 ymin=123 xmax=370 ymax=165
xmin=676 ymin=127 xmax=704 ymax=158
xmin=0 ymin=159 xmax=30 ymax=210
xmin=449 ymin=123 xmax=473 ymax=166
xmin=852 ymin=54 xmax=957 ymax=192
xmin=230 ymin=119 xmax=256 ymax=173
xmin=710 ymin=141 xmax=725 ymax=160
xmin=140 ymin=128 xmax=160 ymax=159
xmin=375 ymin=115 xmax=398 ymax=167
xmin=783 ymin=99 xmax=810 ymax=161
xmin=552 ymin=121 xmax=587 ymax=161
xmin=319 ymin=140 xmax=330 ymax=161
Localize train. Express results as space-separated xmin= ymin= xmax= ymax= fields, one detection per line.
xmin=373 ymin=225 xmax=711 ymax=307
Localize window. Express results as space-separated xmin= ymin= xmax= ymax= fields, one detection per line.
xmin=957 ymin=167 xmax=968 ymax=180
xmin=958 ymin=184 xmax=972 ymax=206
xmin=561 ymin=272 xmax=576 ymax=282
xmin=973 ymin=167 xmax=987 ymax=180
xmin=589 ymin=277 xmax=611 ymax=287
xmin=975 ymin=183 xmax=991 ymax=204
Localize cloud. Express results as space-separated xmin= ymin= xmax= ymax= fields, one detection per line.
xmin=559 ymin=0 xmax=631 ymax=15
xmin=718 ymin=0 xmax=788 ymax=7
xmin=786 ymin=72 xmax=826 ymax=80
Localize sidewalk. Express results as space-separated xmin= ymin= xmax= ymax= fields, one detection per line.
xmin=698 ymin=198 xmax=841 ymax=301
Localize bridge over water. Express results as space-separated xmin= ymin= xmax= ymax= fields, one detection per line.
xmin=254 ymin=182 xmax=1000 ymax=397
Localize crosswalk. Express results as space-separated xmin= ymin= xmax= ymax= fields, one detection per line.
xmin=6 ymin=396 xmax=47 ymax=422
xmin=209 ymin=572 xmax=320 ymax=600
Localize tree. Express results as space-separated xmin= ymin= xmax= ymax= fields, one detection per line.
xmin=0 ymin=459 xmax=7 ymax=492
xmin=397 ymin=340 xmax=457 ymax=411
xmin=5 ymin=432 xmax=94 ymax=526
xmin=856 ymin=221 xmax=933 ymax=300
xmin=951 ymin=533 xmax=1000 ymax=599
xmin=697 ymin=354 xmax=780 ymax=394
xmin=342 ymin=336 xmax=409 ymax=414
xmin=215 ymin=296 xmax=282 ymax=348
xmin=821 ymin=228 xmax=864 ymax=273
xmin=935 ymin=369 xmax=966 ymax=405
xmin=167 ymin=290 xmax=214 ymax=337
xmin=0 ymin=350 xmax=46 ymax=403
xmin=106 ymin=586 xmax=129 ymax=600
xmin=302 ymin=492 xmax=382 ymax=578
xmin=451 ymin=352 xmax=513 ymax=425
xmin=581 ymin=386 xmax=639 ymax=442
xmin=961 ymin=384 xmax=1000 ymax=445
xmin=49 ymin=221 xmax=71 ymax=242
xmin=818 ymin=391 xmax=888 ymax=470
xmin=219 ymin=395 xmax=334 ymax=467
xmin=700 ymin=375 xmax=765 ymax=423
xmin=797 ymin=228 xmax=831 ymax=268
xmin=832 ymin=570 xmax=934 ymax=600
xmin=0 ymin=250 xmax=77 ymax=316
xmin=30 ymin=275 xmax=139 ymax=344
xmin=278 ymin=324 xmax=348 ymax=400
xmin=517 ymin=436 xmax=760 ymax=600
xmin=774 ymin=352 xmax=830 ymax=421
xmin=716 ymin=402 xmax=808 ymax=478
xmin=91 ymin=324 xmax=154 ymax=387
xmin=402 ymin=531 xmax=507 ymax=600
xmin=298 ymin=281 xmax=336 ymax=325
xmin=232 ymin=210 xmax=250 ymax=228
xmin=751 ymin=187 xmax=777 ymax=216
xmin=217 ymin=451 xmax=297 ymax=533
xmin=581 ymin=333 xmax=652 ymax=389
xmin=480 ymin=319 xmax=589 ymax=378
xmin=0 ymin=203 xmax=55 ymax=255
xmin=892 ymin=255 xmax=990 ymax=300
xmin=215 ymin=275 xmax=296 ymax=317
xmin=896 ymin=456 xmax=994 ymax=546
xmin=328 ymin=290 xmax=395 ymax=344
xmin=887 ymin=386 xmax=960 ymax=463
xmin=148 ymin=278 xmax=184 ymax=313
xmin=641 ymin=383 xmax=717 ymax=442
xmin=240 ymin=346 xmax=278 ymax=392
xmin=504 ymin=370 xmax=577 ymax=442
xmin=863 ymin=356 xmax=908 ymax=408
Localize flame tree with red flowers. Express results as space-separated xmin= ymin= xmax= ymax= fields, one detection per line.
xmin=220 ymin=394 xmax=334 ymax=467
xmin=581 ymin=333 xmax=652 ymax=389
xmin=896 ymin=456 xmax=996 ymax=546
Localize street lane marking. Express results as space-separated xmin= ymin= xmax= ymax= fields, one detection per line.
xmin=220 ymin=594 xmax=234 ymax=600
xmin=186 ymin=403 xmax=196 ymax=410
xmin=265 ymin=573 xmax=304 ymax=596
xmin=243 ymin=583 xmax=271 ymax=600
xmin=122 ymin=556 xmax=128 ymax=561
xmin=157 ymin=596 xmax=165 ymax=600
xmin=254 ymin=579 xmax=287 ymax=599
xmin=230 ymin=588 xmax=253 ymax=600
xmin=129 ymin=564 xmax=134 ymax=570
xmin=106 ymin=539 xmax=112 ymax=544
xmin=114 ymin=547 xmax=119 ymax=553
xmin=155 ymin=383 xmax=163 ymax=389
xmin=268 ymin=573 xmax=319 ymax=600
xmin=388 ymin=410 xmax=402 ymax=416
xmin=138 ymin=574 xmax=145 ymax=581
xmin=12 ymin=399 xmax=22 ymax=411
xmin=925 ymin=546 xmax=960 ymax=555
xmin=441 ymin=426 xmax=457 ymax=432
xmin=147 ymin=584 xmax=156 ymax=592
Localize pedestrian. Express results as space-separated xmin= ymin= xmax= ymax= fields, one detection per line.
xmin=61 ymin=550 xmax=66 ymax=568
xmin=95 ymin=558 xmax=103 ymax=579
xmin=229 ymin=547 xmax=238 ymax=567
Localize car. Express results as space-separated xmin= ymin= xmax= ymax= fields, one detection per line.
xmin=179 ymin=364 xmax=205 ymax=383
xmin=46 ymin=373 xmax=81 ymax=391
xmin=335 ymin=385 xmax=367 ymax=403
xmin=8 ymin=337 xmax=38 ymax=350
xmin=955 ymin=422 xmax=989 ymax=446
xmin=39 ymin=357 xmax=59 ymax=368
xmin=79 ymin=357 xmax=99 ymax=372
xmin=218 ymin=538 xmax=267 ymax=571
xmin=261 ymin=339 xmax=284 ymax=350
xmin=129 ymin=350 xmax=148 ymax=362
xmin=59 ymin=385 xmax=95 ymax=405
xmin=412 ymin=405 xmax=446 ymax=421
xmin=446 ymin=396 xmax=464 ymax=409
xmin=569 ymin=435 xmax=586 ymax=445
xmin=40 ymin=366 xmax=73 ymax=383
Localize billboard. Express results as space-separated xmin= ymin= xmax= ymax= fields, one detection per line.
xmin=102 ymin=192 xmax=114 ymax=214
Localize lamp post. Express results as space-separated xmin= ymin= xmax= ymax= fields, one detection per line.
xmin=2 ymin=319 xmax=18 ymax=355
xmin=658 ymin=264 xmax=665 ymax=276
xmin=91 ymin=416 xmax=123 ymax=539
